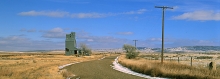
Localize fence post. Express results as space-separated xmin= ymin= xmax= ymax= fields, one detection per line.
xmin=209 ymin=61 xmax=216 ymax=71
xmin=178 ymin=57 xmax=179 ymax=63
xmin=170 ymin=57 xmax=171 ymax=61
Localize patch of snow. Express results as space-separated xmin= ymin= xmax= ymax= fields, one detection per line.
xmin=98 ymin=56 xmax=105 ymax=60
xmin=59 ymin=62 xmax=80 ymax=69
xmin=111 ymin=57 xmax=168 ymax=79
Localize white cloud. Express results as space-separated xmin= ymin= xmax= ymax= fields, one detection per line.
xmin=42 ymin=27 xmax=66 ymax=38
xmin=0 ymin=36 xmax=64 ymax=51
xmin=87 ymin=39 xmax=94 ymax=42
xmin=71 ymin=13 xmax=111 ymax=18
xmin=79 ymin=36 xmax=129 ymax=49
xmin=18 ymin=9 xmax=146 ymax=18
xmin=18 ymin=11 xmax=113 ymax=18
xmin=1 ymin=33 xmax=219 ymax=51
xmin=49 ymin=27 xmax=63 ymax=33
xmin=20 ymin=28 xmax=36 ymax=32
xmin=75 ymin=31 xmax=131 ymax=49
xmin=18 ymin=10 xmax=69 ymax=17
xmin=168 ymin=6 xmax=179 ymax=11
xmin=75 ymin=31 xmax=220 ymax=49
xmin=27 ymin=29 xmax=36 ymax=32
xmin=149 ymin=38 xmax=161 ymax=41
xmin=76 ymin=31 xmax=124 ymax=43
xmin=117 ymin=32 xmax=133 ymax=35
xmin=48 ymin=0 xmax=90 ymax=4
xmin=123 ymin=9 xmax=147 ymax=14
xmin=172 ymin=10 xmax=220 ymax=21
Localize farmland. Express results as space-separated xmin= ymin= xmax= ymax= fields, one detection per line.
xmin=0 ymin=51 xmax=103 ymax=79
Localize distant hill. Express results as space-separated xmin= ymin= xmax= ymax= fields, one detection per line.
xmin=182 ymin=46 xmax=220 ymax=51
xmin=137 ymin=46 xmax=220 ymax=53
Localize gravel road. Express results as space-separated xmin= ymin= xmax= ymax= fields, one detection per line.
xmin=65 ymin=56 xmax=145 ymax=79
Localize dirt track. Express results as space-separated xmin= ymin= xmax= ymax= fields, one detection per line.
xmin=65 ymin=56 xmax=145 ymax=79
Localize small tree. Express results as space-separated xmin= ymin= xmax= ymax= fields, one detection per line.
xmin=79 ymin=43 xmax=92 ymax=56
xmin=123 ymin=44 xmax=139 ymax=59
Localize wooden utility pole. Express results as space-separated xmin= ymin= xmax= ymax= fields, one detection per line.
xmin=155 ymin=6 xmax=173 ymax=64
xmin=133 ymin=40 xmax=138 ymax=49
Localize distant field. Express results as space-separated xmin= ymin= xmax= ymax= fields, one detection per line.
xmin=119 ymin=53 xmax=220 ymax=79
xmin=0 ymin=51 xmax=104 ymax=79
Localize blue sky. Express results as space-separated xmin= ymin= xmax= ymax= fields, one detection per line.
xmin=0 ymin=0 xmax=220 ymax=51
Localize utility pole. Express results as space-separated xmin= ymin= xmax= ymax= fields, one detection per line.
xmin=133 ymin=40 xmax=138 ymax=49
xmin=155 ymin=6 xmax=173 ymax=64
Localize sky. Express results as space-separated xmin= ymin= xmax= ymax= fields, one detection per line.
xmin=0 ymin=0 xmax=220 ymax=51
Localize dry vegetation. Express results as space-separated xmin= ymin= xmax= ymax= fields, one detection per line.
xmin=0 ymin=51 xmax=104 ymax=79
xmin=119 ymin=54 xmax=220 ymax=79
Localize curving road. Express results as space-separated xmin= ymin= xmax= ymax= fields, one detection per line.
xmin=65 ymin=56 xmax=145 ymax=79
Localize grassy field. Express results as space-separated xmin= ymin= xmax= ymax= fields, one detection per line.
xmin=0 ymin=51 xmax=103 ymax=79
xmin=119 ymin=53 xmax=220 ymax=79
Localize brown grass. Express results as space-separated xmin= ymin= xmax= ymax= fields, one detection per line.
xmin=0 ymin=52 xmax=103 ymax=79
xmin=118 ymin=55 xmax=220 ymax=79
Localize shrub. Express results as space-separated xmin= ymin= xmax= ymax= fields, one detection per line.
xmin=79 ymin=43 xmax=92 ymax=56
xmin=60 ymin=69 xmax=76 ymax=78
xmin=196 ymin=56 xmax=213 ymax=59
xmin=123 ymin=44 xmax=139 ymax=59
xmin=32 ymin=60 xmax=37 ymax=63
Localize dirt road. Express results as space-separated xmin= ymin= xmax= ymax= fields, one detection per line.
xmin=65 ymin=56 xmax=145 ymax=79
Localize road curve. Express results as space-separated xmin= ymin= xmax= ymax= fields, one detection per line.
xmin=65 ymin=56 xmax=145 ymax=79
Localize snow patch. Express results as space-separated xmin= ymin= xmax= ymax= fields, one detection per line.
xmin=59 ymin=62 xmax=80 ymax=69
xmin=98 ymin=56 xmax=105 ymax=60
xmin=111 ymin=57 xmax=168 ymax=79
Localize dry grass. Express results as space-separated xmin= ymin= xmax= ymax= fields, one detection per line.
xmin=0 ymin=51 xmax=104 ymax=79
xmin=119 ymin=55 xmax=220 ymax=79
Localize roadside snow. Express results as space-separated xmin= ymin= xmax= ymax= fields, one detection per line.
xmin=111 ymin=57 xmax=168 ymax=79
xmin=59 ymin=62 xmax=81 ymax=69
xmin=98 ymin=56 xmax=105 ymax=60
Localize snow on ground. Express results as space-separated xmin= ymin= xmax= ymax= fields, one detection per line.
xmin=59 ymin=62 xmax=81 ymax=69
xmin=111 ymin=57 xmax=168 ymax=79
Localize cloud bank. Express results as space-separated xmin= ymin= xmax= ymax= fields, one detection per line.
xmin=117 ymin=32 xmax=134 ymax=35
xmin=0 ymin=36 xmax=64 ymax=51
xmin=18 ymin=9 xmax=147 ymax=18
xmin=172 ymin=10 xmax=220 ymax=21
xmin=18 ymin=10 xmax=69 ymax=17
xmin=41 ymin=27 xmax=66 ymax=38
